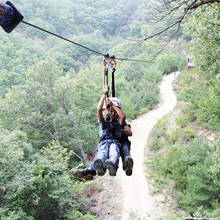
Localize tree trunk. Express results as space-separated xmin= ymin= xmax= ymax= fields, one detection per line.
xmin=79 ymin=143 xmax=89 ymax=167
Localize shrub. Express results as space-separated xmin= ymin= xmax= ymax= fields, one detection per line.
xmin=65 ymin=210 xmax=97 ymax=220
xmin=177 ymin=158 xmax=220 ymax=215
xmin=175 ymin=115 xmax=188 ymax=127
xmin=151 ymin=138 xmax=163 ymax=151
xmin=158 ymin=52 xmax=187 ymax=75
xmin=170 ymin=130 xmax=179 ymax=143
xmin=0 ymin=133 xmax=95 ymax=220
xmin=182 ymin=128 xmax=194 ymax=138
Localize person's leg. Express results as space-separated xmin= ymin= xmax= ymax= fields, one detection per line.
xmin=89 ymin=154 xmax=97 ymax=172
xmin=120 ymin=141 xmax=131 ymax=170
xmin=74 ymin=168 xmax=96 ymax=180
xmin=105 ymin=140 xmax=120 ymax=176
xmin=121 ymin=141 xmax=133 ymax=176
xmin=91 ymin=140 xmax=108 ymax=176
xmin=74 ymin=141 xmax=108 ymax=179
xmin=124 ymin=156 xmax=133 ymax=176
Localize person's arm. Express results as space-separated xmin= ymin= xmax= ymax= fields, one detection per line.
xmin=121 ymin=125 xmax=132 ymax=136
xmin=112 ymin=104 xmax=126 ymax=126
xmin=105 ymin=98 xmax=126 ymax=126
xmin=97 ymin=85 xmax=109 ymax=122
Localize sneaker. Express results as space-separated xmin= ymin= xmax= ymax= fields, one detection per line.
xmin=74 ymin=168 xmax=96 ymax=180
xmin=105 ymin=159 xmax=117 ymax=176
xmin=124 ymin=156 xmax=133 ymax=176
xmin=94 ymin=158 xmax=106 ymax=176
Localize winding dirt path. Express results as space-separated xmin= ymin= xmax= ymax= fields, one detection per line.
xmin=116 ymin=72 xmax=179 ymax=219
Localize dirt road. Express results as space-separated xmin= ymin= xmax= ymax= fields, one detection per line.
xmin=116 ymin=72 xmax=179 ymax=219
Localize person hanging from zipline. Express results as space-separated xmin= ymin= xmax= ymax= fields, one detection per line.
xmin=109 ymin=96 xmax=134 ymax=176
xmin=74 ymin=85 xmax=133 ymax=180
xmin=103 ymin=53 xmax=134 ymax=176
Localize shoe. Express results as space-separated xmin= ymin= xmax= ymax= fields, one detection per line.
xmin=94 ymin=158 xmax=106 ymax=176
xmin=74 ymin=168 xmax=96 ymax=180
xmin=124 ymin=156 xmax=133 ymax=176
xmin=105 ymin=159 xmax=117 ymax=176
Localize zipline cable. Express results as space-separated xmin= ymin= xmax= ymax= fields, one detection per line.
xmin=116 ymin=57 xmax=150 ymax=63
xmin=21 ymin=20 xmax=152 ymax=63
xmin=22 ymin=20 xmax=104 ymax=57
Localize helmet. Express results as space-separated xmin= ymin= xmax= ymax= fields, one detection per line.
xmin=109 ymin=97 xmax=122 ymax=109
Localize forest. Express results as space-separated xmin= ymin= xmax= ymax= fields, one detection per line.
xmin=0 ymin=0 xmax=219 ymax=219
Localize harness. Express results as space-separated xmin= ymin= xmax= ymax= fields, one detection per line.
xmin=101 ymin=54 xmax=122 ymax=143
xmin=102 ymin=53 xmax=117 ymax=131
xmin=99 ymin=118 xmax=122 ymax=143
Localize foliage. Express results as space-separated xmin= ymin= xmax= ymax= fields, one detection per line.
xmin=65 ymin=210 xmax=97 ymax=220
xmin=0 ymin=128 xmax=93 ymax=219
xmin=0 ymin=31 xmax=48 ymax=97
xmin=0 ymin=57 xmax=98 ymax=166
xmin=175 ymin=115 xmax=189 ymax=127
xmin=175 ymin=68 xmax=220 ymax=130
xmin=0 ymin=0 xmax=210 ymax=218
xmin=178 ymin=4 xmax=220 ymax=131
xmin=157 ymin=51 xmax=186 ymax=75
xmin=164 ymin=6 xmax=220 ymax=210
xmin=148 ymin=64 xmax=220 ymax=218
xmin=185 ymin=3 xmax=220 ymax=76
xmin=176 ymin=157 xmax=220 ymax=215
xmin=148 ymin=109 xmax=220 ymax=217
xmin=182 ymin=128 xmax=194 ymax=138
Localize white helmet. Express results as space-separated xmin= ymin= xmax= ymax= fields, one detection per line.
xmin=109 ymin=97 xmax=122 ymax=109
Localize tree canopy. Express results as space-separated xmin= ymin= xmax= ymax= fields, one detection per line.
xmin=0 ymin=0 xmax=219 ymax=218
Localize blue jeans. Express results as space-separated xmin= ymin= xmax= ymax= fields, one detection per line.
xmin=120 ymin=140 xmax=131 ymax=170
xmin=90 ymin=139 xmax=121 ymax=171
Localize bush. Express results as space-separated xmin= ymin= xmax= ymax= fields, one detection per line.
xmin=175 ymin=115 xmax=188 ymax=127
xmin=170 ymin=130 xmax=179 ymax=143
xmin=65 ymin=210 xmax=97 ymax=220
xmin=158 ymin=52 xmax=187 ymax=75
xmin=177 ymin=157 xmax=220 ymax=215
xmin=4 ymin=142 xmax=75 ymax=220
xmin=0 ymin=132 xmax=95 ymax=220
xmin=182 ymin=128 xmax=194 ymax=138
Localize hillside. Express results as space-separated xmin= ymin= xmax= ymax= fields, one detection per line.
xmin=146 ymin=67 xmax=220 ymax=219
xmin=0 ymin=0 xmax=219 ymax=219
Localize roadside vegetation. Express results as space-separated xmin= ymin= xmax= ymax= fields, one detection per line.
xmin=0 ymin=0 xmax=219 ymax=219
xmin=146 ymin=3 xmax=220 ymax=218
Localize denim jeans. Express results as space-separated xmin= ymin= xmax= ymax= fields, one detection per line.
xmin=120 ymin=140 xmax=131 ymax=170
xmin=90 ymin=139 xmax=121 ymax=171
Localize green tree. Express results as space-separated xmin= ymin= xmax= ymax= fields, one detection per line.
xmin=0 ymin=57 xmax=90 ymax=166
xmin=0 ymin=128 xmax=91 ymax=219
xmin=185 ymin=3 xmax=220 ymax=76
xmin=177 ymin=157 xmax=220 ymax=216
xmin=183 ymin=4 xmax=220 ymax=129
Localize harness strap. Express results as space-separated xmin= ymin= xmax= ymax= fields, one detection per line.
xmin=103 ymin=53 xmax=117 ymax=98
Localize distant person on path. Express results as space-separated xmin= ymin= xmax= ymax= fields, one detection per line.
xmin=187 ymin=55 xmax=194 ymax=70
xmin=74 ymin=86 xmax=133 ymax=180
xmin=187 ymin=56 xmax=190 ymax=62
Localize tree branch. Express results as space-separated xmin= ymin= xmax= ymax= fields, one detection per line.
xmin=202 ymin=19 xmax=220 ymax=26
xmin=140 ymin=20 xmax=181 ymax=44
xmin=186 ymin=0 xmax=220 ymax=10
